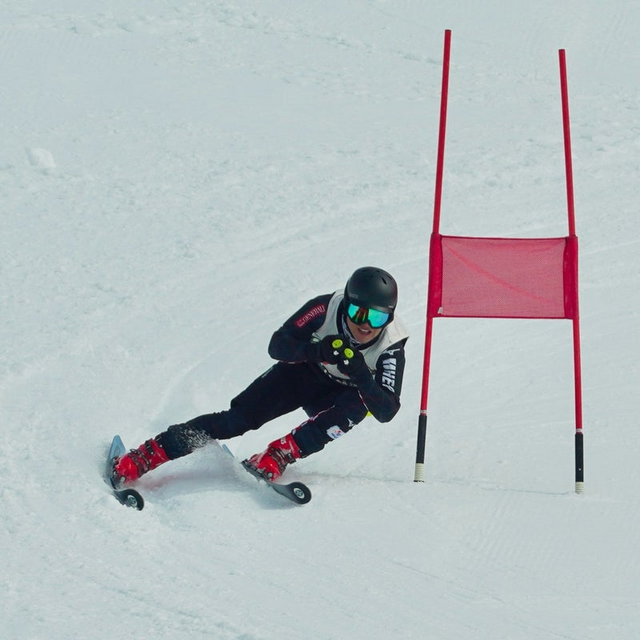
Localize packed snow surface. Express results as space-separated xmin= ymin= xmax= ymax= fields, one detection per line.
xmin=2 ymin=2 xmax=639 ymax=638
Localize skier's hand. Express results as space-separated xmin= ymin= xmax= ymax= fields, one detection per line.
xmin=336 ymin=346 xmax=366 ymax=376
xmin=309 ymin=335 xmax=347 ymax=364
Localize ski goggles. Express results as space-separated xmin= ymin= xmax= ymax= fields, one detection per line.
xmin=346 ymin=303 xmax=391 ymax=329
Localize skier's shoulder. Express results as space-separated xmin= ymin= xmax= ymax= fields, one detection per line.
xmin=289 ymin=292 xmax=334 ymax=329
xmin=304 ymin=292 xmax=334 ymax=308
xmin=381 ymin=314 xmax=409 ymax=352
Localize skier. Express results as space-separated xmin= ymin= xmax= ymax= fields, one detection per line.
xmin=112 ymin=266 xmax=409 ymax=486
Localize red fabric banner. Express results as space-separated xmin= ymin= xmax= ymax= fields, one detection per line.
xmin=427 ymin=234 xmax=578 ymax=319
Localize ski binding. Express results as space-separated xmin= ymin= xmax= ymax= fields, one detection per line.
xmin=105 ymin=435 xmax=145 ymax=511
xmin=221 ymin=443 xmax=311 ymax=505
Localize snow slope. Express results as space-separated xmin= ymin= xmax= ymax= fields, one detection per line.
xmin=2 ymin=1 xmax=640 ymax=638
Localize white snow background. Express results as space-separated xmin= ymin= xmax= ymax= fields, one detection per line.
xmin=2 ymin=1 xmax=639 ymax=639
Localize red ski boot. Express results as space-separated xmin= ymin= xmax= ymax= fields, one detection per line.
xmin=111 ymin=438 xmax=169 ymax=487
xmin=246 ymin=433 xmax=301 ymax=481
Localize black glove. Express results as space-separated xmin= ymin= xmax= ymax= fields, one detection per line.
xmin=336 ymin=346 xmax=367 ymax=376
xmin=309 ymin=335 xmax=348 ymax=365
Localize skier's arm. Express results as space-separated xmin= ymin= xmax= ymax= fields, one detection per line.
xmin=268 ymin=294 xmax=332 ymax=363
xmin=348 ymin=341 xmax=407 ymax=423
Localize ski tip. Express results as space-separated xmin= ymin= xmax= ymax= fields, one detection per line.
xmin=111 ymin=434 xmax=125 ymax=448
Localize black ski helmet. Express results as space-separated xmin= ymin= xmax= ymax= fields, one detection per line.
xmin=344 ymin=266 xmax=398 ymax=314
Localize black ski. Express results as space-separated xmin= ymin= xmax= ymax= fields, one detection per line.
xmin=105 ymin=435 xmax=144 ymax=510
xmin=221 ymin=443 xmax=312 ymax=505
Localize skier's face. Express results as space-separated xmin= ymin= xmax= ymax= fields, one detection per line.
xmin=346 ymin=316 xmax=383 ymax=344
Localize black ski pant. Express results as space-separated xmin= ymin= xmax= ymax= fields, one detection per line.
xmin=157 ymin=361 xmax=369 ymax=459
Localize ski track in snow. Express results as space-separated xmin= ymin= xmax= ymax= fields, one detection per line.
xmin=2 ymin=1 xmax=640 ymax=639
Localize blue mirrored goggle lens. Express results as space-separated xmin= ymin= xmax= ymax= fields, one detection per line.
xmin=347 ymin=303 xmax=390 ymax=328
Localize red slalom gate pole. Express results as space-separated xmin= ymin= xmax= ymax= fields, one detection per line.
xmin=559 ymin=49 xmax=584 ymax=494
xmin=414 ymin=29 xmax=451 ymax=482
